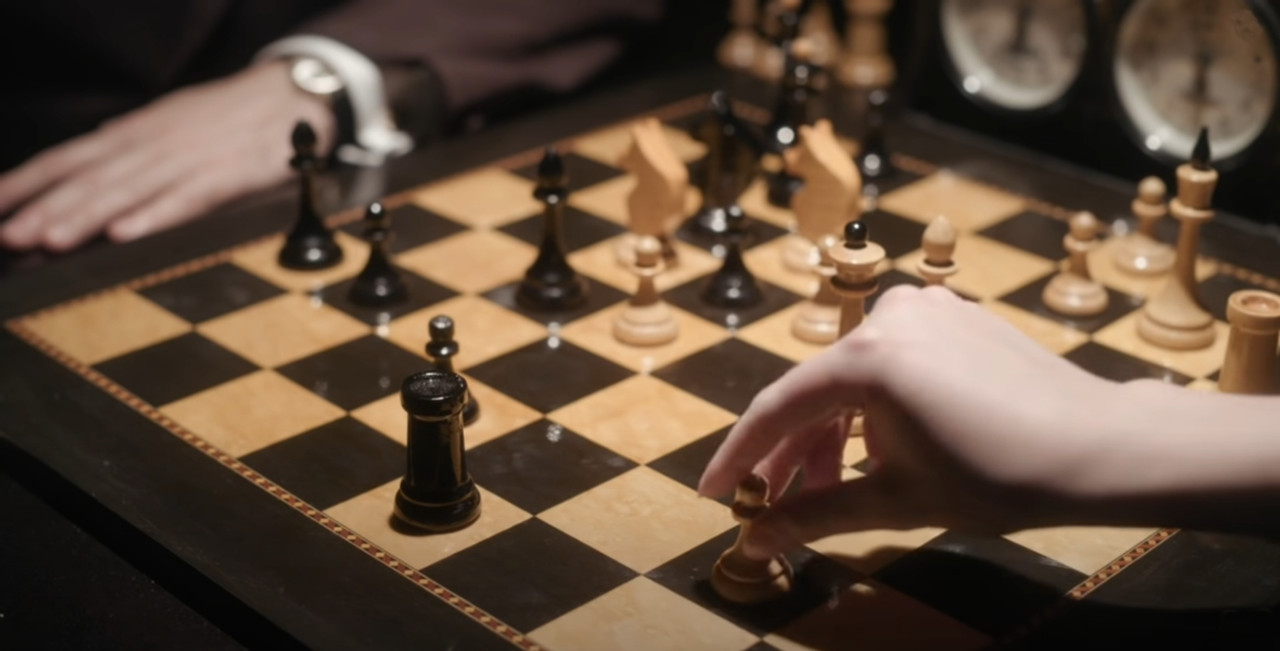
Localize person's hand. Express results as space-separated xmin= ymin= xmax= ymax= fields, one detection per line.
xmin=0 ymin=61 xmax=335 ymax=251
xmin=698 ymin=285 xmax=1131 ymax=559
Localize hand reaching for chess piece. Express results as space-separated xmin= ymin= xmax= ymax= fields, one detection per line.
xmin=698 ymin=285 xmax=1280 ymax=560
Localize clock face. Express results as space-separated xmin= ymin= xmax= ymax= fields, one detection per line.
xmin=940 ymin=0 xmax=1089 ymax=111
xmin=1114 ymin=0 xmax=1278 ymax=161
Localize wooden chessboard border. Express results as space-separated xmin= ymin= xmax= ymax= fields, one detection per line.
xmin=4 ymin=95 xmax=1267 ymax=649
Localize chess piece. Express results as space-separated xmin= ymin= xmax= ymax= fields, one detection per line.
xmin=837 ymin=0 xmax=896 ymax=89
xmin=800 ymin=0 xmax=841 ymax=68
xmin=792 ymin=234 xmax=843 ymax=344
xmin=917 ymin=216 xmax=958 ymax=287
xmin=278 ymin=121 xmax=343 ymax=270
xmin=782 ymin=120 xmax=862 ymax=275
xmin=1137 ymin=129 xmax=1218 ymax=350
xmin=425 ymin=315 xmax=480 ymax=425
xmin=856 ymin=92 xmax=894 ymax=196
xmin=766 ymin=37 xmax=820 ymax=209
xmin=393 ymin=370 xmax=481 ymax=533
xmin=614 ymin=236 xmax=678 ymax=346
xmin=347 ymin=203 xmax=408 ymax=307
xmin=718 ymin=0 xmax=764 ymax=70
xmin=1043 ymin=211 xmax=1108 ymax=317
xmin=685 ymin=92 xmax=763 ymax=245
xmin=828 ymin=221 xmax=886 ymax=336
xmin=517 ymin=147 xmax=589 ymax=311
xmin=1113 ymin=176 xmax=1175 ymax=275
xmin=702 ymin=209 xmax=764 ymax=309
xmin=711 ymin=474 xmax=794 ymax=605
xmin=1219 ymin=290 xmax=1280 ymax=395
xmin=754 ymin=0 xmax=802 ymax=82
xmin=618 ymin=118 xmax=689 ymax=266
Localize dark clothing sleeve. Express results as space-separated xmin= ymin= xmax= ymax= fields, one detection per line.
xmin=294 ymin=0 xmax=664 ymax=126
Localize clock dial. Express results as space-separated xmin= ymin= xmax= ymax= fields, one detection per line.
xmin=1115 ymin=0 xmax=1278 ymax=160
xmin=941 ymin=0 xmax=1089 ymax=111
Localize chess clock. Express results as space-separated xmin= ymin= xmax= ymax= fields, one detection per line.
xmin=896 ymin=0 xmax=1280 ymax=223
xmin=937 ymin=0 xmax=1092 ymax=114
xmin=1111 ymin=0 xmax=1280 ymax=166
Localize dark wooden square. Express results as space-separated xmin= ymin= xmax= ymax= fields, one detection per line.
xmin=95 ymin=333 xmax=257 ymax=406
xmin=276 ymin=335 xmax=430 ymax=411
xmin=464 ymin=338 xmax=632 ymax=413
xmin=653 ymin=339 xmax=794 ymax=415
xmin=138 ymin=263 xmax=284 ymax=324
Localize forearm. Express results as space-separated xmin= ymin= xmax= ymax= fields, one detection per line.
xmin=1064 ymin=383 xmax=1280 ymax=535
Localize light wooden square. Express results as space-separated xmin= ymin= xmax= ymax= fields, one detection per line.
xmin=540 ymin=467 xmax=736 ymax=573
xmin=738 ymin=178 xmax=796 ymax=229
xmin=568 ymin=175 xmax=701 ymax=226
xmin=894 ymin=234 xmax=1056 ymax=300
xmin=1003 ymin=526 xmax=1160 ymax=576
xmin=21 ymin=289 xmax=189 ymax=365
xmin=384 ymin=295 xmax=547 ymax=370
xmin=230 ymin=232 xmax=366 ymax=292
xmin=396 ymin=230 xmax=536 ymax=293
xmin=530 ymin=577 xmax=757 ymax=651
xmin=558 ymin=303 xmax=729 ymax=375
xmin=350 ymin=375 xmax=541 ymax=449
xmin=572 ymin=122 xmax=707 ymax=167
xmin=877 ymin=171 xmax=1026 ymax=231
xmin=569 ymin=236 xmax=722 ymax=293
xmin=197 ymin=293 xmax=368 ymax=368
xmin=736 ymin=303 xmax=830 ymax=363
xmin=742 ymin=237 xmax=819 ymax=297
xmin=161 ymin=370 xmax=345 ymax=457
xmin=1087 ymin=237 xmax=1218 ymax=300
xmin=548 ymin=375 xmax=737 ymax=464
xmin=1090 ymin=311 xmax=1231 ymax=380
xmin=410 ymin=168 xmax=540 ymax=228
xmin=981 ymin=300 xmax=1090 ymax=355
xmin=765 ymin=580 xmax=990 ymax=651
xmin=325 ymin=481 xmax=529 ymax=570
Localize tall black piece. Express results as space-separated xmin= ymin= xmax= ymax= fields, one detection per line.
xmin=686 ymin=91 xmax=764 ymax=244
xmin=393 ymin=370 xmax=481 ymax=533
xmin=425 ymin=315 xmax=480 ymax=425
xmin=701 ymin=207 xmax=763 ymax=309
xmin=278 ymin=120 xmax=343 ymax=270
xmin=348 ymin=202 xmax=408 ymax=306
xmin=766 ymin=40 xmax=820 ymax=209
xmin=856 ymin=91 xmax=893 ymax=195
xmin=516 ymin=147 xmax=589 ymax=311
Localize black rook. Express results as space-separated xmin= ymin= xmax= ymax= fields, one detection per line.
xmin=393 ymin=370 xmax=481 ymax=532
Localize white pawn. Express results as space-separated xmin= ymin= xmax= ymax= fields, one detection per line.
xmin=1043 ymin=211 xmax=1108 ymax=316
xmin=1113 ymin=176 xmax=1174 ymax=275
xmin=613 ymin=236 xmax=678 ymax=346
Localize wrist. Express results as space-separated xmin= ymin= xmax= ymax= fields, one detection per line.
xmin=1060 ymin=381 xmax=1280 ymax=532
xmin=255 ymin=60 xmax=339 ymax=156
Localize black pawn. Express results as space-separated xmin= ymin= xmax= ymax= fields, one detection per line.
xmin=393 ymin=370 xmax=481 ymax=532
xmin=278 ymin=121 xmax=343 ymax=270
xmin=857 ymin=93 xmax=893 ymax=190
xmin=701 ymin=210 xmax=763 ymax=309
xmin=516 ymin=147 xmax=589 ymax=311
xmin=425 ymin=315 xmax=479 ymax=425
xmin=347 ymin=203 xmax=407 ymax=307
xmin=687 ymin=91 xmax=763 ymax=244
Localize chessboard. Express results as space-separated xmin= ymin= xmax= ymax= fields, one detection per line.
xmin=5 ymin=86 xmax=1280 ymax=651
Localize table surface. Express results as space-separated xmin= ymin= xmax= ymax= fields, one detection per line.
xmin=4 ymin=64 xmax=1280 ymax=650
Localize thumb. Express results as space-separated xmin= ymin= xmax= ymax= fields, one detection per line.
xmin=742 ymin=474 xmax=908 ymax=559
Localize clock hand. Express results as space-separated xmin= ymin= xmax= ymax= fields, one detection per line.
xmin=1009 ymin=0 xmax=1033 ymax=55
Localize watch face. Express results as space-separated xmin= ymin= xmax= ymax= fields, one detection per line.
xmin=1114 ymin=0 xmax=1278 ymax=161
xmin=292 ymin=58 xmax=343 ymax=95
xmin=941 ymin=0 xmax=1089 ymax=111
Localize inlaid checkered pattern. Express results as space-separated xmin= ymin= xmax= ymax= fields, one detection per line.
xmin=11 ymin=102 xmax=1266 ymax=651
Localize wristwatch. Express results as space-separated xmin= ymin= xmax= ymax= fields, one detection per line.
xmin=257 ymin=36 xmax=414 ymax=166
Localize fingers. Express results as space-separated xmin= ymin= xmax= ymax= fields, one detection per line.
xmin=742 ymin=475 xmax=898 ymax=559
xmin=698 ymin=332 xmax=886 ymax=499
xmin=0 ymin=130 xmax=117 ymax=216
xmin=752 ymin=414 xmax=843 ymax=497
xmin=800 ymin=413 xmax=850 ymax=492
